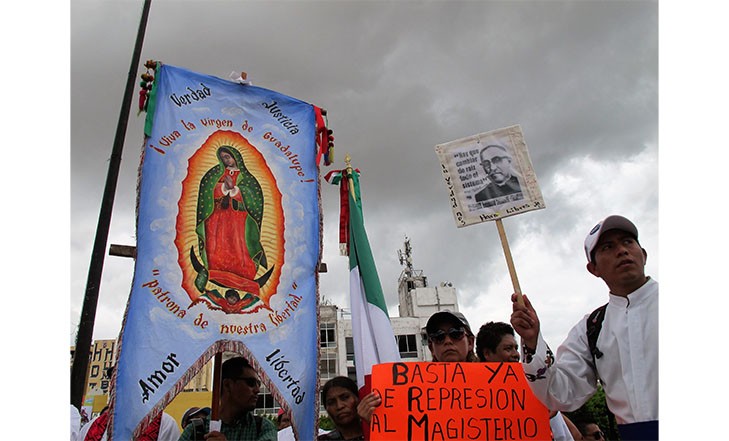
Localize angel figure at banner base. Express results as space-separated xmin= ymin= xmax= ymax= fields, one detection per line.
xmin=189 ymin=145 xmax=274 ymax=312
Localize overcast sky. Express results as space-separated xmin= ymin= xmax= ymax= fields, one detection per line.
xmin=70 ymin=0 xmax=659 ymax=344
xmin=27 ymin=0 xmax=723 ymax=436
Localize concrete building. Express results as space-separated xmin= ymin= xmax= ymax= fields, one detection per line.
xmin=70 ymin=339 xmax=117 ymax=419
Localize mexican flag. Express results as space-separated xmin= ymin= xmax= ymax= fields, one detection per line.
xmin=328 ymin=166 xmax=401 ymax=390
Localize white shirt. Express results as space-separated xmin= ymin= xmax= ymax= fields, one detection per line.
xmin=522 ymin=278 xmax=658 ymax=425
xmin=277 ymin=425 xmax=328 ymax=440
xmin=549 ymin=411 xmax=574 ymax=441
xmin=71 ymin=405 xmax=81 ymax=441
xmin=77 ymin=412 xmax=180 ymax=441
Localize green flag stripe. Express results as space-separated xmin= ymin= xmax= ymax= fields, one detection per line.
xmin=348 ymin=171 xmax=389 ymax=315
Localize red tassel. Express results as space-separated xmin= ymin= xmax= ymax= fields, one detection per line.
xmin=339 ymin=174 xmax=350 ymax=255
xmin=314 ymin=106 xmax=327 ymax=166
xmin=138 ymin=89 xmax=147 ymax=113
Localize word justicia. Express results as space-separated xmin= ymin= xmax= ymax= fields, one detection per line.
xmin=261 ymin=100 xmax=299 ymax=135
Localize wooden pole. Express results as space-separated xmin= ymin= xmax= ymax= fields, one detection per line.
xmin=495 ymin=219 xmax=524 ymax=306
xmin=70 ymin=0 xmax=153 ymax=409
xmin=211 ymin=353 xmax=223 ymax=420
xmin=345 ymin=154 xmax=356 ymax=202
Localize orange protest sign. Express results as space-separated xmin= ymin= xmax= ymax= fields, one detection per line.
xmin=369 ymin=362 xmax=551 ymax=440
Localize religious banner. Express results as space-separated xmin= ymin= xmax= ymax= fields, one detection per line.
xmin=109 ymin=63 xmax=326 ymax=440
xmin=369 ymin=362 xmax=552 ymax=441
xmin=435 ymin=125 xmax=545 ymax=228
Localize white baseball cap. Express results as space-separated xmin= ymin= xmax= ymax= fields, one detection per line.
xmin=584 ymin=215 xmax=639 ymax=262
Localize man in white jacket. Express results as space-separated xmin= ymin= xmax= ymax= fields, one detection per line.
xmin=510 ymin=215 xmax=658 ymax=441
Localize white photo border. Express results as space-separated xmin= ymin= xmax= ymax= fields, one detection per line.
xmin=435 ymin=124 xmax=545 ymax=228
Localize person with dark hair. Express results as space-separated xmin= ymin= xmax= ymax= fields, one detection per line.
xmin=180 ymin=407 xmax=211 ymax=433
xmin=318 ymin=376 xmax=364 ymax=441
xmin=510 ymin=215 xmax=658 ymax=441
xmin=178 ymin=356 xmax=276 ymax=441
xmin=357 ymin=310 xmax=477 ymax=422
xmin=474 ymin=144 xmax=522 ymax=203
xmin=575 ymin=420 xmax=605 ymax=440
xmin=476 ymin=321 xmax=577 ymax=441
xmin=423 ymin=310 xmax=478 ymax=362
xmin=475 ymin=321 xmax=520 ymax=363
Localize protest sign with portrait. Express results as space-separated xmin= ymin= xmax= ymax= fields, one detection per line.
xmin=435 ymin=125 xmax=545 ymax=228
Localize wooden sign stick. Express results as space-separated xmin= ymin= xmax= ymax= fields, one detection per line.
xmin=211 ymin=352 xmax=222 ymax=420
xmin=495 ymin=219 xmax=524 ymax=306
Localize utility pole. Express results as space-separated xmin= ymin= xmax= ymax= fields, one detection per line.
xmin=70 ymin=0 xmax=153 ymax=409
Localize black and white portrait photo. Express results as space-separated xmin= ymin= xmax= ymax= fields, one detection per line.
xmin=435 ymin=125 xmax=545 ymax=227
xmin=474 ymin=144 xmax=523 ymax=205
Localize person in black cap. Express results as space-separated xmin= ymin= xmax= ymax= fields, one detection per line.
xmin=180 ymin=407 xmax=211 ymax=433
xmin=510 ymin=215 xmax=658 ymax=441
xmin=356 ymin=309 xmax=477 ymax=422
xmin=423 ymin=309 xmax=478 ymax=362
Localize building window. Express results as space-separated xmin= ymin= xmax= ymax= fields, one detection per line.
xmin=347 ymin=366 xmax=357 ymax=382
xmin=397 ymin=334 xmax=418 ymax=358
xmin=345 ymin=337 xmax=354 ymax=361
xmin=320 ymin=352 xmax=337 ymax=380
xmin=320 ymin=323 xmax=336 ymax=348
xmin=255 ymin=391 xmax=276 ymax=415
xmin=254 ymin=386 xmax=287 ymax=416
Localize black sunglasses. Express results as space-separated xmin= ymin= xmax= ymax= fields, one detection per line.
xmin=588 ymin=431 xmax=605 ymax=439
xmin=428 ymin=327 xmax=466 ymax=344
xmin=233 ymin=376 xmax=261 ymax=388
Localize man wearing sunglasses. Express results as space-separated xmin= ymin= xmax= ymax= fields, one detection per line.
xmin=474 ymin=144 xmax=522 ymax=204
xmin=510 ymin=215 xmax=658 ymax=441
xmin=179 ymin=356 xmax=276 ymax=440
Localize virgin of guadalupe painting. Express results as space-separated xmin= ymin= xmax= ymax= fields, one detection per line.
xmin=193 ymin=145 xmax=271 ymax=295
xmin=176 ymin=131 xmax=284 ymax=314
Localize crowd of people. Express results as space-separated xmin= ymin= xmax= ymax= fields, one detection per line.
xmin=71 ymin=214 xmax=656 ymax=440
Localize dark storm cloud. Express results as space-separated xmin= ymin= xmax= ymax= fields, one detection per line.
xmin=71 ymin=1 xmax=657 ymax=346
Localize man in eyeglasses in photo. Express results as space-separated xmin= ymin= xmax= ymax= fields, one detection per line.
xmin=474 ymin=144 xmax=522 ymax=203
xmin=178 ymin=356 xmax=276 ymax=441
